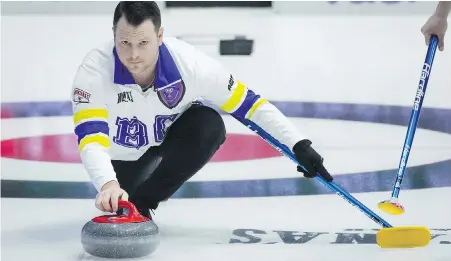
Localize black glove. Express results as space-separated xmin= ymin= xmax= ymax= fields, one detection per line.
xmin=293 ymin=139 xmax=333 ymax=182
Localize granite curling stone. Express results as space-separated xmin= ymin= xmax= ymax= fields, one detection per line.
xmin=81 ymin=200 xmax=159 ymax=259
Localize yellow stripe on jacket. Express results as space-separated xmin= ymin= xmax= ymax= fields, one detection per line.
xmin=73 ymin=108 xmax=110 ymax=151
xmin=220 ymin=80 xmax=268 ymax=119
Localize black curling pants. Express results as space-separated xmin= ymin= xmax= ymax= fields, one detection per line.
xmin=111 ymin=104 xmax=226 ymax=211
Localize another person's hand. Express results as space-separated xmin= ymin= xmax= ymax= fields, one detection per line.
xmin=421 ymin=14 xmax=448 ymax=51
xmin=421 ymin=1 xmax=450 ymax=51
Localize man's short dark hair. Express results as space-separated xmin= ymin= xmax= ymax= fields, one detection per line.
xmin=113 ymin=1 xmax=161 ymax=31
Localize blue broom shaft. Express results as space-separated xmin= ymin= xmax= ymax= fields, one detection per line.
xmin=237 ymin=117 xmax=392 ymax=228
xmin=391 ymin=35 xmax=439 ymax=199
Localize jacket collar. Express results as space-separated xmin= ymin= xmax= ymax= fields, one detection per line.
xmin=113 ymin=42 xmax=182 ymax=90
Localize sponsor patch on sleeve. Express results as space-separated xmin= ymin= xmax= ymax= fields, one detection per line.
xmin=228 ymin=74 xmax=234 ymax=91
xmin=73 ymin=88 xmax=91 ymax=104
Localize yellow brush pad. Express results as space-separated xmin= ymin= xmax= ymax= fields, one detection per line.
xmin=377 ymin=226 xmax=431 ymax=248
xmin=378 ymin=200 xmax=405 ymax=215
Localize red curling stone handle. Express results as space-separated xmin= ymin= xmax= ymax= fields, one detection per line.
xmin=91 ymin=200 xmax=150 ymax=224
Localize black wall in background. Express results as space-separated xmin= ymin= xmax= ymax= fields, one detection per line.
xmin=165 ymin=1 xmax=272 ymax=8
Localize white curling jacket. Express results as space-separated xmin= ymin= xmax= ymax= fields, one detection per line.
xmin=70 ymin=37 xmax=305 ymax=191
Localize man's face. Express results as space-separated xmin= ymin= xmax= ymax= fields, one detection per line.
xmin=114 ymin=16 xmax=163 ymax=75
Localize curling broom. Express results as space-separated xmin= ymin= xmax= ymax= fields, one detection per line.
xmin=232 ymin=116 xmax=431 ymax=248
xmin=378 ymin=35 xmax=439 ymax=215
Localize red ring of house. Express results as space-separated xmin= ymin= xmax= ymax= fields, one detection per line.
xmin=0 ymin=134 xmax=282 ymax=163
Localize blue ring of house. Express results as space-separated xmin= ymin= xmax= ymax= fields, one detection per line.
xmin=1 ymin=101 xmax=451 ymax=199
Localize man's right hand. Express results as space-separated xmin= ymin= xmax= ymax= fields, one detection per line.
xmin=95 ymin=180 xmax=129 ymax=213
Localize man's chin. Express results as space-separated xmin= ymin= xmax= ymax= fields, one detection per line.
xmin=126 ymin=65 xmax=142 ymax=74
xmin=126 ymin=63 xmax=153 ymax=76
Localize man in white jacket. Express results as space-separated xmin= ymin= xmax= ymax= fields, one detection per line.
xmin=71 ymin=1 xmax=333 ymax=219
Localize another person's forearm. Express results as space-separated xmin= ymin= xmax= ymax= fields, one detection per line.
xmin=435 ymin=1 xmax=451 ymax=18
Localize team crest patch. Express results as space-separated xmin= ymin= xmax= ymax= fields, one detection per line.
xmin=73 ymin=88 xmax=91 ymax=104
xmin=157 ymin=80 xmax=186 ymax=109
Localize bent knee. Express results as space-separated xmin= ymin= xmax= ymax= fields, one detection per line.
xmin=189 ymin=106 xmax=226 ymax=144
xmin=168 ymin=105 xmax=226 ymax=145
